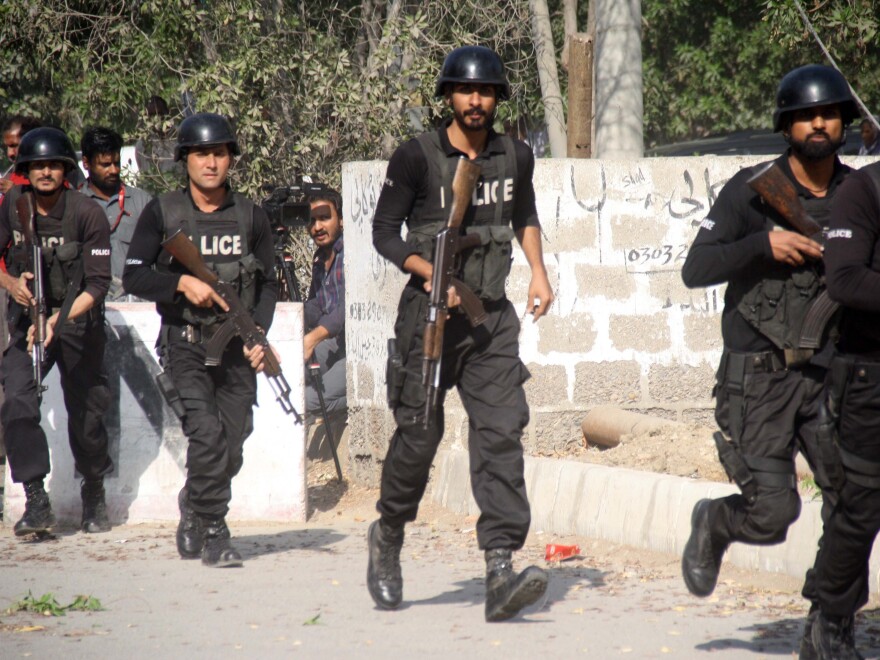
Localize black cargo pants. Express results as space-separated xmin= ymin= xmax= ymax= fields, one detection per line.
xmin=2 ymin=310 xmax=112 ymax=484
xmin=163 ymin=328 xmax=256 ymax=518
xmin=378 ymin=286 xmax=532 ymax=551
xmin=814 ymin=357 xmax=880 ymax=617
xmin=706 ymin=350 xmax=839 ymax=605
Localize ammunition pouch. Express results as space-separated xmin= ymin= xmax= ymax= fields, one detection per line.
xmin=735 ymin=266 xmax=823 ymax=358
xmin=714 ymin=431 xmax=797 ymax=504
xmin=459 ymin=225 xmax=514 ymax=302
xmin=386 ymin=338 xmax=404 ymax=410
xmin=405 ymin=223 xmax=513 ymax=303
xmin=46 ymin=240 xmax=81 ymax=303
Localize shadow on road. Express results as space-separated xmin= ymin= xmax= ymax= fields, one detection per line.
xmin=235 ymin=527 xmax=347 ymax=560
xmin=695 ymin=609 xmax=880 ymax=656
xmin=400 ymin=562 xmax=611 ymax=622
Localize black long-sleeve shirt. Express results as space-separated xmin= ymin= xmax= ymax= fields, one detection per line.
xmin=372 ymin=119 xmax=540 ymax=272
xmin=122 ymin=187 xmax=278 ymax=331
xmin=681 ymin=151 xmax=849 ymax=352
xmin=825 ymin=164 xmax=880 ymax=356
xmin=0 ymin=186 xmax=111 ymax=305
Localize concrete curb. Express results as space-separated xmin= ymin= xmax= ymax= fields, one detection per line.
xmin=429 ymin=449 xmax=880 ymax=595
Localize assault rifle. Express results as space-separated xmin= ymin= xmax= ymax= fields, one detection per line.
xmin=422 ymin=157 xmax=487 ymax=428
xmin=14 ymin=193 xmax=48 ymax=401
xmin=747 ymin=161 xmax=839 ymax=365
xmin=162 ymin=230 xmax=302 ymax=424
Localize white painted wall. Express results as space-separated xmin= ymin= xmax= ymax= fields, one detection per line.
xmin=3 ymin=303 xmax=306 ymax=525
xmin=343 ymin=155 xmax=876 ymax=470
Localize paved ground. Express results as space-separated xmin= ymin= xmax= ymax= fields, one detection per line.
xmin=4 ymin=478 xmax=880 ymax=659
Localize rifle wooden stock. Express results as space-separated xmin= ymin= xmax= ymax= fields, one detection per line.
xmin=420 ymin=157 xmax=483 ymax=427
xmin=161 ymin=229 xmax=302 ymax=423
xmin=747 ymin=162 xmax=823 ymax=238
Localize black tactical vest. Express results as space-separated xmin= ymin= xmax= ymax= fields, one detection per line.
xmin=734 ymin=164 xmax=831 ymax=351
xmin=156 ymin=190 xmax=263 ymax=326
xmin=5 ymin=185 xmax=85 ymax=306
xmin=405 ymin=131 xmax=518 ymax=301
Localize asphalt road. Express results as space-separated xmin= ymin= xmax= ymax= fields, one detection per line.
xmin=2 ymin=486 xmax=880 ymax=659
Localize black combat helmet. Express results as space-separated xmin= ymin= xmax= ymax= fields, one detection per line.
xmin=14 ymin=127 xmax=78 ymax=174
xmin=174 ymin=112 xmax=240 ymax=161
xmin=773 ymin=64 xmax=859 ymax=132
xmin=434 ymin=46 xmax=510 ymax=100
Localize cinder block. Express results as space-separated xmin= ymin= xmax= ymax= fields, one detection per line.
xmin=532 ymin=410 xmax=586 ymax=455
xmin=524 ymin=363 xmax=569 ymax=408
xmin=682 ymin=407 xmax=717 ymax=427
xmin=684 ymin=313 xmax=724 ymax=352
xmin=573 ymin=361 xmax=641 ymax=405
xmin=609 ymin=313 xmax=670 ymax=352
xmin=356 ymin=363 xmax=375 ymax=403
xmin=507 ymin=263 xmax=559 ymax=310
xmin=538 ymin=312 xmax=597 ymax=354
xmin=648 ymin=362 xmax=715 ymax=403
xmin=575 ymin=264 xmax=635 ymax=300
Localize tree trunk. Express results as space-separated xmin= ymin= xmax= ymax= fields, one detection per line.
xmin=560 ymin=0 xmax=578 ymax=71
xmin=529 ymin=0 xmax=567 ymax=158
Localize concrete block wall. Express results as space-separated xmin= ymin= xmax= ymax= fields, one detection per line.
xmin=2 ymin=303 xmax=307 ymax=525
xmin=342 ymin=156 xmax=873 ymax=485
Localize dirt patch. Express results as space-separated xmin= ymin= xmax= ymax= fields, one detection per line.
xmin=574 ymin=423 xmax=729 ymax=483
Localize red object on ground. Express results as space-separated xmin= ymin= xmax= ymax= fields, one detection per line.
xmin=545 ymin=543 xmax=581 ymax=562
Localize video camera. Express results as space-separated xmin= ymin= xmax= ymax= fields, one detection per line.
xmin=260 ymin=178 xmax=327 ymax=233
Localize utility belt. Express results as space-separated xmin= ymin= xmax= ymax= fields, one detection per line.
xmin=162 ymin=320 xmax=220 ymax=345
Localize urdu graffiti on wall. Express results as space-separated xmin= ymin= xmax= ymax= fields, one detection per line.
xmin=621 ymin=167 xmax=732 ymax=274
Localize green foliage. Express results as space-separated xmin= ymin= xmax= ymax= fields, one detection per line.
xmin=5 ymin=591 xmax=104 ymax=617
xmin=643 ymin=0 xmax=880 ymax=146
xmin=0 ymin=0 xmax=543 ymax=196
xmin=302 ymin=612 xmax=323 ymax=625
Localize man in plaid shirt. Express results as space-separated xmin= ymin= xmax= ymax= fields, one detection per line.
xmin=303 ymin=187 xmax=346 ymax=418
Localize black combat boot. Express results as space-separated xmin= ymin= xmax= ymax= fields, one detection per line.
xmin=681 ymin=499 xmax=729 ymax=597
xmin=14 ymin=479 xmax=56 ymax=537
xmin=176 ymin=487 xmax=202 ymax=559
xmin=81 ymin=479 xmax=111 ymax=533
xmin=799 ymin=607 xmax=818 ymax=660
xmin=484 ymin=549 xmax=548 ymax=622
xmin=200 ymin=517 xmax=243 ymax=568
xmin=812 ymin=612 xmax=863 ymax=660
xmin=366 ymin=519 xmax=404 ymax=609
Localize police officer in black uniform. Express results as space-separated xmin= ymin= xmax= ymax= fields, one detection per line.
xmin=122 ymin=113 xmax=278 ymax=568
xmin=0 ymin=127 xmax=113 ymax=536
xmin=808 ymin=154 xmax=880 ymax=659
xmin=369 ymin=46 xmax=554 ymax=621
xmin=680 ymin=65 xmax=858 ymax=657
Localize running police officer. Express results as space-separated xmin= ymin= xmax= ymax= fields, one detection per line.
xmin=808 ymin=153 xmax=880 ymax=658
xmin=0 ymin=127 xmax=113 ymax=536
xmin=680 ymin=65 xmax=858 ymax=656
xmin=79 ymin=126 xmax=153 ymax=300
xmin=369 ymin=45 xmax=554 ymax=622
xmin=122 ymin=113 xmax=278 ymax=568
